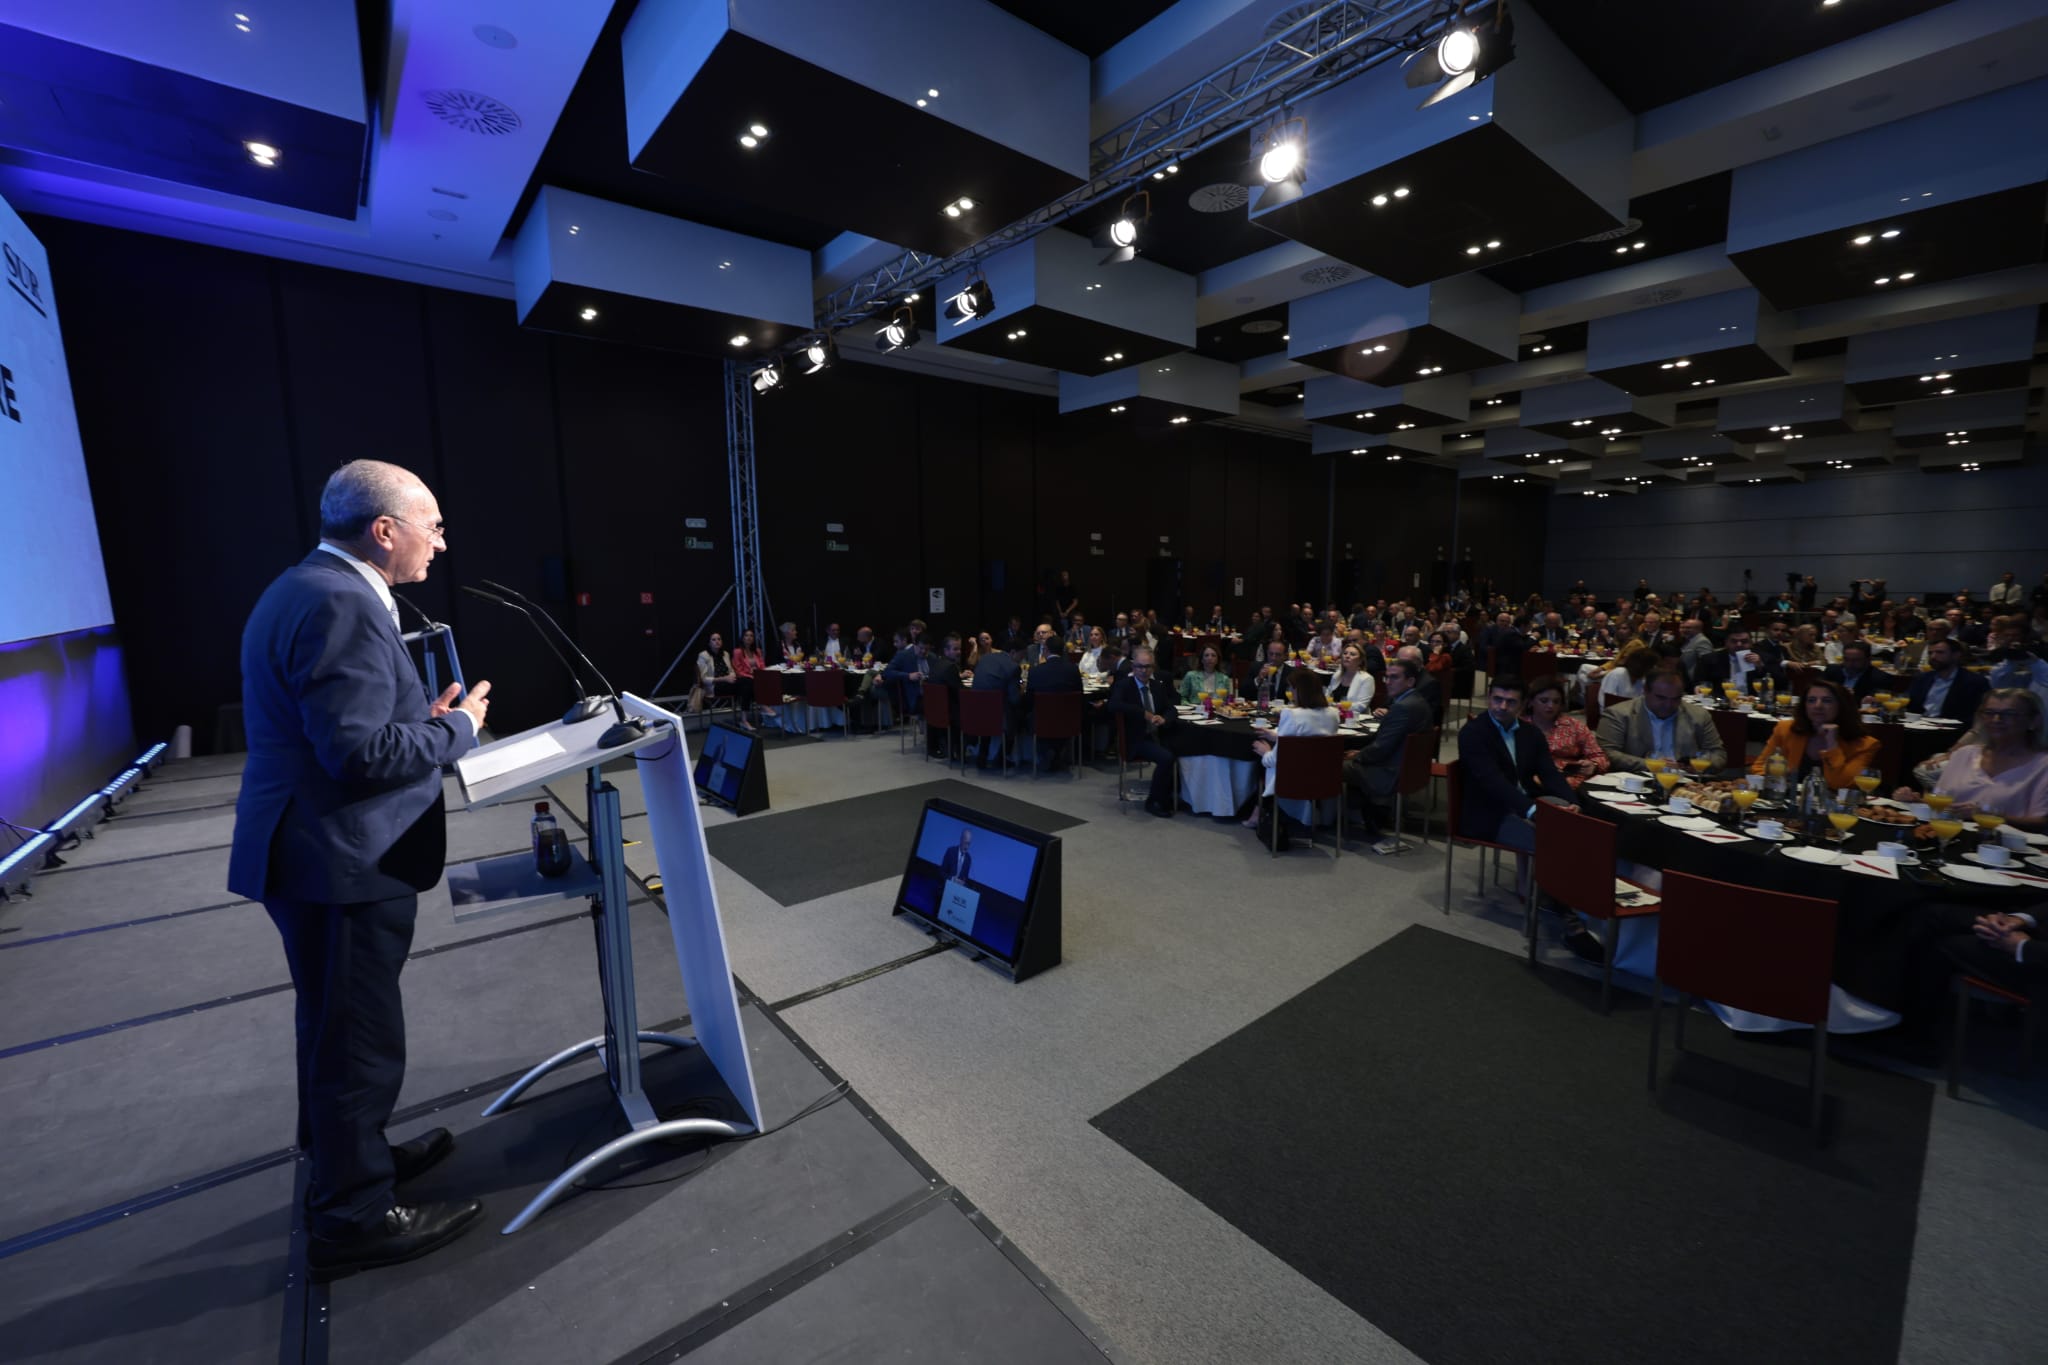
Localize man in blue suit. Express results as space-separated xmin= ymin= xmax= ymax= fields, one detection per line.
xmin=1907 ymin=637 xmax=1989 ymax=722
xmin=230 ymin=460 xmax=494 ymax=1279
xmin=941 ymin=829 xmax=974 ymax=882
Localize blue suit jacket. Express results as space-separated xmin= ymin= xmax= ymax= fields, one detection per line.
xmin=229 ymin=550 xmax=477 ymax=904
xmin=1906 ymin=667 xmax=1989 ymax=723
xmin=1456 ymin=715 xmax=1572 ymax=843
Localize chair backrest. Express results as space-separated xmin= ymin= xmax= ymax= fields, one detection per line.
xmin=1522 ymin=649 xmax=1557 ymax=681
xmin=1656 ymin=870 xmax=1838 ymax=1024
xmin=1485 ymin=646 xmax=1498 ymax=676
xmin=1788 ymin=664 xmax=1820 ymax=696
xmin=1532 ymin=801 xmax=1618 ymax=917
xmin=924 ymin=682 xmax=954 ymax=731
xmin=1395 ymin=727 xmax=1439 ymax=797
xmin=1710 ymin=708 xmax=1751 ymax=767
xmin=957 ymin=687 xmax=1003 ymax=736
xmin=1229 ymin=657 xmax=1253 ymax=684
xmin=804 ymin=670 xmax=845 ymax=708
xmin=1585 ymin=690 xmax=1602 ymax=728
xmin=1443 ymin=758 xmax=1470 ymax=840
xmin=750 ymin=671 xmax=785 ymax=708
xmin=1033 ymin=689 xmax=1082 ymax=739
xmin=1196 ymin=634 xmax=1224 ymax=661
xmin=1274 ymin=734 xmax=1345 ymax=801
xmin=1871 ymin=721 xmax=1904 ymax=788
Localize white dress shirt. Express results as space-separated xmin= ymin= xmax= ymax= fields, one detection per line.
xmin=315 ymin=542 xmax=476 ymax=739
xmin=1079 ymin=647 xmax=1106 ymax=679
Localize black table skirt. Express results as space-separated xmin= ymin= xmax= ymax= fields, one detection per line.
xmin=1574 ymin=793 xmax=2033 ymax=1011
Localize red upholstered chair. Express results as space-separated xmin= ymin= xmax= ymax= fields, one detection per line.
xmin=1788 ymin=664 xmax=1821 ymax=696
xmin=1031 ymin=690 xmax=1082 ymax=776
xmin=1271 ymin=735 xmax=1346 ymax=859
xmin=1383 ymin=727 xmax=1440 ymax=855
xmin=922 ymin=683 xmax=957 ymax=766
xmin=1710 ymin=707 xmax=1751 ymax=770
xmin=1440 ymin=758 xmax=1525 ymax=915
xmin=1647 ymin=870 xmax=1838 ymax=1137
xmin=1531 ymin=800 xmax=1660 ymax=1013
xmin=749 ymin=670 xmax=788 ymax=734
xmin=1229 ymin=657 xmax=1253 ymax=688
xmin=1522 ymin=649 xmax=1558 ymax=684
xmin=1946 ymin=975 xmax=2038 ymax=1098
xmin=804 ymin=670 xmax=848 ymax=739
xmin=1483 ymin=646 xmax=1498 ymax=685
xmin=1871 ymin=721 xmax=1905 ymax=789
xmin=1113 ymin=714 xmax=1174 ymax=805
xmin=957 ymin=688 xmax=1011 ymax=774
xmin=1584 ymin=689 xmax=1602 ymax=730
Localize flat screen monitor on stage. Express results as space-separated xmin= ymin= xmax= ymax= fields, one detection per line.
xmin=693 ymin=722 xmax=767 ymax=814
xmin=893 ymin=799 xmax=1061 ymax=982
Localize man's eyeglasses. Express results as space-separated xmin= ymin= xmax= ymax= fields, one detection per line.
xmin=388 ymin=515 xmax=448 ymax=541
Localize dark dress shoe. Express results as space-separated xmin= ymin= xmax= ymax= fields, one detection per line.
xmin=308 ymin=1199 xmax=485 ymax=1281
xmin=391 ymin=1127 xmax=455 ymax=1185
xmin=1145 ymin=800 xmax=1174 ymax=818
xmin=1561 ymin=927 xmax=1607 ymax=965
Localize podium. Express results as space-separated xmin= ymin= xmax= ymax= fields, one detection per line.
xmin=449 ymin=693 xmax=761 ymax=1233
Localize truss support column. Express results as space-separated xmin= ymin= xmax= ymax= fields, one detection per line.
xmin=725 ymin=359 xmax=767 ymax=644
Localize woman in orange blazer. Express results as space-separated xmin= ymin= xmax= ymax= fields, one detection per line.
xmin=1752 ymin=678 xmax=1881 ymax=789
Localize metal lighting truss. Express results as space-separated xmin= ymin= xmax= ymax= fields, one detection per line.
xmin=723 ymin=358 xmax=769 ymax=644
xmin=811 ymin=0 xmax=1469 ymax=332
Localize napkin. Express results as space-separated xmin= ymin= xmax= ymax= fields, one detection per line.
xmin=1683 ymin=828 xmax=1747 ymax=844
xmin=1843 ymin=856 xmax=1900 ymax=880
xmin=1602 ymin=800 xmax=1658 ymax=814
xmin=1999 ymin=867 xmax=2048 ymax=887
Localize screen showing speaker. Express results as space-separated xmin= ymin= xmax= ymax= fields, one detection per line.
xmin=693 ymin=723 xmax=755 ymax=805
xmin=0 ymin=192 xmax=115 ymax=647
xmin=895 ymin=800 xmax=1054 ymax=967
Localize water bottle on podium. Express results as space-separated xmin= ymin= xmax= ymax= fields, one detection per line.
xmin=532 ymin=801 xmax=571 ymax=878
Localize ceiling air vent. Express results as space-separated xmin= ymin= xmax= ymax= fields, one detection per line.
xmin=1633 ymin=287 xmax=1685 ymax=306
xmin=1578 ymin=217 xmax=1643 ymax=243
xmin=1189 ymin=182 xmax=1250 ymax=213
xmin=1241 ymin=319 xmax=1284 ymax=334
xmin=421 ymin=89 xmax=522 ymax=135
xmin=1299 ymin=263 xmax=1353 ymax=286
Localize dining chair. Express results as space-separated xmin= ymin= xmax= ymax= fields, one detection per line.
xmin=1709 ymin=707 xmax=1750 ymax=770
xmin=1272 ymin=735 xmax=1345 ymax=859
xmin=1031 ymin=690 xmax=1082 ymax=776
xmin=803 ymin=670 xmax=848 ymax=739
xmin=1383 ymin=727 xmax=1440 ymax=855
xmin=1647 ymin=869 xmax=1838 ymax=1139
xmin=1439 ymin=758 xmax=1527 ymax=915
xmin=956 ymin=689 xmax=1010 ymax=774
xmin=1521 ymin=650 xmax=1558 ymax=684
xmin=1531 ymin=800 xmax=1660 ymax=1012
xmin=749 ymin=670 xmax=788 ymax=735
xmin=922 ymin=683 xmax=957 ymax=766
xmin=1946 ymin=973 xmax=2038 ymax=1098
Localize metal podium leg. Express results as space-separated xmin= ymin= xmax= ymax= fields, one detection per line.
xmin=481 ymin=1032 xmax=700 ymax=1118
xmin=500 ymin=1117 xmax=754 ymax=1234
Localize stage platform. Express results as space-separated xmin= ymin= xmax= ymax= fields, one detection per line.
xmin=0 ymin=755 xmax=1112 ymax=1365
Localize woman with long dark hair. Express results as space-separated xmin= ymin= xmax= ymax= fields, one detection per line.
xmin=1752 ymin=678 xmax=1878 ymax=789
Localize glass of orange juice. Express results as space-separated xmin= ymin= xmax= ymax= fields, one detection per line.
xmin=1976 ymin=808 xmax=2007 ymax=839
xmin=1731 ymin=786 xmax=1760 ymax=819
xmin=1827 ymin=809 xmax=1858 ymax=842
xmin=1928 ymin=816 xmax=1964 ymax=865
xmin=1645 ymin=757 xmax=1668 ymax=775
xmin=1689 ymin=755 xmax=1713 ymax=776
xmin=1655 ymin=770 xmax=1683 ymax=802
xmin=1926 ymin=791 xmax=1954 ymax=814
xmin=1854 ymin=767 xmax=1881 ymax=797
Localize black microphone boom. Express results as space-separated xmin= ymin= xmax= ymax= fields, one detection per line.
xmin=476 ymin=579 xmax=655 ymax=749
xmin=459 ymin=585 xmax=611 ymax=726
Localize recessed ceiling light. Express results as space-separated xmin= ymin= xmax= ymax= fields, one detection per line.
xmin=1393 ymin=187 xmax=1410 ymax=198
xmin=1874 ymin=277 xmax=1890 ymax=286
xmin=1935 ymin=371 xmax=1951 ymax=379
xmin=567 ymin=224 xmax=580 ymax=235
xmin=729 ymin=334 xmax=749 ymax=347
xmin=1881 ymin=228 xmax=1900 ymax=238
xmin=749 ymin=123 xmax=768 ymax=138
xmin=235 ymin=18 xmax=251 ymax=31
xmin=1632 ymin=241 xmax=1646 ymax=250
xmin=1852 ymin=234 xmax=1873 ymax=246
xmin=944 ymin=205 xmax=961 ymax=218
xmin=1898 ymin=271 xmax=1916 ymax=280
xmin=928 ymin=88 xmax=940 ymax=98
xmin=1110 ymin=405 xmax=1127 ymax=413
xmin=718 ymin=260 xmax=731 ymax=269
xmin=1283 ymin=333 xmax=1290 ymax=340
xmin=1387 ymin=453 xmax=1402 ymax=461
xmin=916 ymin=98 xmax=927 ymax=107
xmin=1941 ymin=387 xmax=1955 ymax=394
xmin=580 ymin=307 xmax=598 ymax=321
xmin=1360 ymin=411 xmax=1376 ymax=418
xmin=1372 ymin=194 xmax=1389 ymax=207
xmin=739 ymin=134 xmax=759 ymax=148
xmin=1467 ymin=246 xmax=1482 ymax=255
xmin=244 ymin=140 xmax=279 ymax=162
xmin=1169 ymin=415 xmax=1191 ymax=425
xmin=957 ymin=198 xmax=974 ymax=211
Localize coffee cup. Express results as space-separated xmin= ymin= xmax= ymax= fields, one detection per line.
xmin=1621 ymin=774 xmax=1649 ymax=793
xmin=1756 ymin=819 xmax=1785 ymax=839
xmin=1736 ymin=701 xmax=1755 ymax=712
xmin=1999 ymin=826 xmax=2028 ymax=850
xmin=1978 ymin=844 xmax=2012 ymax=867
xmin=1910 ymin=803 xmax=1933 ymax=821
xmin=1875 ymin=841 xmax=1912 ymax=861
xmin=1667 ymin=796 xmax=1695 ymax=815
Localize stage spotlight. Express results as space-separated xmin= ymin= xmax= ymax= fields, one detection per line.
xmin=799 ymin=334 xmax=837 ymax=375
xmin=1244 ymin=117 xmax=1306 ymax=210
xmin=944 ymin=278 xmax=995 ymax=324
xmin=875 ymin=305 xmax=921 ymax=352
xmin=1405 ymin=4 xmax=1516 ymax=110
xmin=752 ymin=360 xmax=783 ymax=395
xmin=1092 ymin=191 xmax=1151 ymax=265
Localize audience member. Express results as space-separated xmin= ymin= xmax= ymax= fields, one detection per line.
xmin=1598 ymin=644 xmax=1657 ymax=705
xmin=1248 ymin=670 xmax=1341 ymax=832
xmin=1678 ymin=618 xmax=1716 ymax=680
xmin=967 ymin=640 xmax=1023 ymax=769
xmin=1694 ymin=626 xmax=1781 ymax=693
xmin=1786 ymin=622 xmax=1825 ymax=665
xmin=1911 ymin=690 xmax=2048 ymax=830
xmin=1907 ymin=637 xmax=1989 ymax=721
xmin=1328 ymin=644 xmax=1376 ymax=708
xmin=1523 ymin=674 xmax=1606 ymax=786
xmin=1078 ymin=625 xmax=1109 ymax=679
xmin=1752 ymin=679 xmax=1880 ymax=789
xmin=1823 ymin=641 xmax=1896 ymax=703
xmin=1180 ymin=646 xmax=1231 ymax=702
xmin=1457 ymin=676 xmax=1575 ymax=859
xmin=1108 ymin=648 xmax=1181 ymax=817
xmin=1024 ymin=622 xmax=1059 ymax=665
xmin=1345 ymin=657 xmax=1432 ymax=854
xmin=1595 ymin=668 xmax=1728 ymax=773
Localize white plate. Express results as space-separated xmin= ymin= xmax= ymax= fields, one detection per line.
xmin=1963 ymin=851 xmax=2026 ymax=870
xmin=1781 ymin=846 xmax=1848 ymax=866
xmin=2017 ymin=829 xmax=2048 ymax=847
xmin=1658 ymin=815 xmax=1720 ymax=831
xmin=1585 ymin=773 xmax=1634 ymax=789
xmin=1940 ymin=864 xmax=2021 ymax=887
xmin=1744 ymin=827 xmax=1797 ymax=842
xmin=2028 ymin=854 xmax=2048 ymax=872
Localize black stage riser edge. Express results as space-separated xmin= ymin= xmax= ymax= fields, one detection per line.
xmin=0 ymin=1145 xmax=299 ymax=1261
xmin=0 ymin=897 xmax=251 ymax=949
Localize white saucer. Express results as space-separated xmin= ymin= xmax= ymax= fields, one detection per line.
xmin=1940 ymin=864 xmax=2020 ymax=887
xmin=1744 ymin=827 xmax=1796 ymax=842
xmin=1963 ymin=851 xmax=2024 ymax=870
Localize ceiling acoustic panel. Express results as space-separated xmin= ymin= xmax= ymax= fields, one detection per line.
xmin=937 ymin=228 xmax=1195 ymax=377
xmin=1587 ymin=288 xmax=1790 ymax=397
xmin=622 ymin=0 xmax=1086 ymax=255
xmin=1288 ymin=274 xmax=1518 ymax=382
xmin=1249 ymin=3 xmax=1629 ymax=287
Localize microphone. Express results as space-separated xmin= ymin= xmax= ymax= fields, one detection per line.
xmin=392 ymin=591 xmax=442 ymax=633
xmin=477 ymin=579 xmax=657 ymax=749
xmin=460 ymin=585 xmax=612 ymax=727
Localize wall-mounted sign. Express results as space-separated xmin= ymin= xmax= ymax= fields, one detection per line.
xmin=825 ymin=522 xmax=844 ymax=533
xmin=684 ymin=536 xmax=715 ymax=551
xmin=928 ymin=588 xmax=946 ymax=613
xmin=1090 ymin=532 xmax=1102 ymax=542
xmin=685 ymin=517 xmax=707 ymax=529
xmin=826 ymin=540 xmax=850 ymax=552
xmin=1158 ymin=535 xmax=1169 ymax=543
xmin=1089 ymin=546 xmax=1105 ymax=556
xmin=576 ymin=591 xmax=592 ymax=607
xmin=640 ymin=591 xmax=655 ymax=605
xmin=1233 ymin=577 xmax=1244 ymax=596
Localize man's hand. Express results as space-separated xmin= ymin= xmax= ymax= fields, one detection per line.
xmin=1972 ymin=919 xmax=2030 ymax=958
xmin=1812 ymin=723 xmax=1839 ymax=754
xmin=429 ymin=683 xmax=463 ymax=718
xmin=1742 ymin=651 xmax=1761 ymax=666
xmin=1146 ymin=712 xmax=1164 ymax=727
xmin=1251 ymin=737 xmax=1272 ymax=757
xmin=1977 ymin=913 xmax=2031 ymax=935
xmin=456 ymin=679 xmax=492 ymax=729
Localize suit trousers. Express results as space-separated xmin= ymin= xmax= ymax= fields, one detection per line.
xmin=265 ymin=893 xmax=418 ymax=1238
xmin=1129 ymin=735 xmax=1176 ymax=806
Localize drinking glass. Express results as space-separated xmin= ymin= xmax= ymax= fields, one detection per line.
xmin=1928 ymin=817 xmax=1964 ymax=866
xmin=1853 ymin=767 xmax=1881 ymax=798
xmin=1645 ymin=757 xmax=1668 ymax=776
xmin=1689 ymin=755 xmax=1713 ymax=776
xmin=1731 ymin=786 xmax=1760 ymax=823
xmin=1827 ymin=806 xmax=1858 ymax=843
xmin=1975 ymin=809 xmax=2007 ymax=848
xmin=1926 ymin=791 xmax=1954 ymax=815
xmin=1655 ymin=770 xmax=1683 ymax=803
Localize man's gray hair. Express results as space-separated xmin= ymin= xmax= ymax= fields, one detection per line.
xmin=320 ymin=460 xmax=423 ymax=541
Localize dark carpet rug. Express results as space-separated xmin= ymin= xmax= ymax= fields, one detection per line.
xmin=704 ymin=780 xmax=1084 ymax=907
xmin=1091 ymin=925 xmax=1932 ymax=1365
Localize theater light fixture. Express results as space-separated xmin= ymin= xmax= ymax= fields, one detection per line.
xmin=1405 ymin=2 xmax=1517 ymax=110
xmin=944 ymin=278 xmax=994 ymax=325
xmin=1248 ymin=117 xmax=1307 ymax=210
xmin=579 ymin=306 xmax=599 ymax=322
xmin=799 ymin=334 xmax=837 ymax=375
xmin=1094 ymin=191 xmax=1152 ymax=265
xmin=752 ymin=360 xmax=783 ymax=395
xmin=244 ymin=140 xmax=280 ymax=166
xmin=875 ymin=306 xmax=920 ymax=352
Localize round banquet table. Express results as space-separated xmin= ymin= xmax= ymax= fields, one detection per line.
xmin=1572 ymin=786 xmax=2041 ymax=1024
xmin=1683 ymin=697 xmax=1961 ymax=775
xmin=1163 ymin=706 xmax=1375 ymax=818
xmin=764 ymin=665 xmax=871 ymax=733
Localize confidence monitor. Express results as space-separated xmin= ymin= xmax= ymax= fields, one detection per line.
xmin=694 ymin=722 xmax=768 ymax=814
xmin=893 ymin=799 xmax=1062 ymax=983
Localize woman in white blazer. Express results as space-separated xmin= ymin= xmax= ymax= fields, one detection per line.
xmin=1327 ymin=644 xmax=1376 ymax=710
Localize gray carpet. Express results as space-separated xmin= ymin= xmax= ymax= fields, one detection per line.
xmin=703 ymin=779 xmax=1085 ymax=907
xmin=1091 ymin=924 xmax=1934 ymax=1365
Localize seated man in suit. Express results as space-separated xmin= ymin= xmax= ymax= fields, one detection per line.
xmin=1025 ymin=643 xmax=1082 ymax=772
xmin=924 ymin=633 xmax=964 ymax=757
xmin=1107 ymin=647 xmax=1181 ymax=816
xmin=1023 ymin=621 xmax=1060 ymax=666
xmin=1824 ymin=641 xmax=1896 ymax=703
xmin=1345 ymin=657 xmax=1433 ymax=854
xmin=1692 ymin=626 xmax=1784 ymax=694
xmin=1456 ymin=677 xmax=1575 ymax=854
xmin=967 ymin=639 xmax=1024 ymax=769
xmin=880 ymin=630 xmax=928 ymax=715
xmin=1943 ymin=907 xmax=2048 ymax=998
xmin=1394 ymin=644 xmax=1443 ymax=727
xmin=1907 ymin=636 xmax=1990 ymax=721
xmin=940 ymin=829 xmax=974 ymax=883
xmin=1595 ymin=668 xmax=1729 ymax=774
